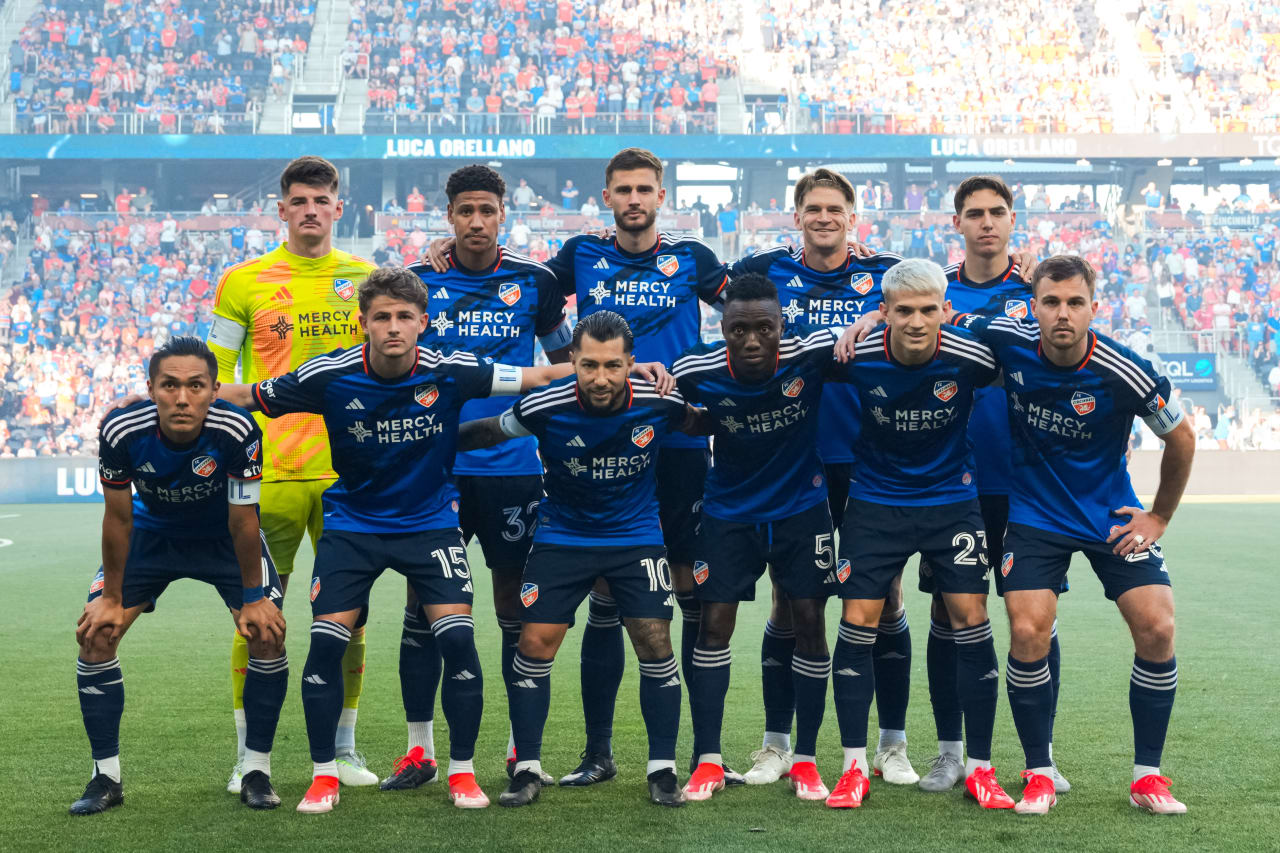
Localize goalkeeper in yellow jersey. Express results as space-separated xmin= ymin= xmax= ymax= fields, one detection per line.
xmin=207 ymin=156 xmax=379 ymax=790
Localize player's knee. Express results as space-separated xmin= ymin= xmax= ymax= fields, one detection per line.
xmin=248 ymin=634 xmax=285 ymax=660
xmin=628 ymin=620 xmax=674 ymax=660
xmin=698 ymin=614 xmax=733 ymax=648
xmin=78 ymin=633 xmax=117 ymax=661
xmin=517 ymin=630 xmax=559 ymax=659
xmin=930 ymin=595 xmax=952 ymax=625
xmin=884 ymin=578 xmax=904 ymax=613
xmin=1007 ymin=612 xmax=1050 ymax=655
xmin=1133 ymin=614 xmax=1176 ymax=658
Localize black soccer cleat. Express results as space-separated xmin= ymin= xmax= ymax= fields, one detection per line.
xmin=498 ymin=769 xmax=542 ymax=807
xmin=69 ymin=773 xmax=123 ymax=816
xmin=381 ymin=748 xmax=438 ymax=790
xmin=558 ymin=751 xmax=618 ymax=786
xmin=647 ymin=768 xmax=686 ymax=807
xmin=239 ymin=770 xmax=281 ymax=810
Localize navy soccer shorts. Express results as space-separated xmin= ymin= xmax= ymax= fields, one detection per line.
xmin=456 ymin=473 xmax=543 ymax=575
xmin=519 ymin=542 xmax=674 ymax=624
xmin=839 ymin=498 xmax=990 ymax=600
xmin=693 ymin=500 xmax=833 ymax=603
xmin=656 ymin=447 xmax=708 ymax=564
xmin=310 ymin=528 xmax=473 ymax=615
xmin=1000 ymin=521 xmax=1170 ymax=601
xmin=87 ymin=528 xmax=283 ymax=613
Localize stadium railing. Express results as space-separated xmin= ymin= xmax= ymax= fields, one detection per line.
xmin=11 ymin=109 xmax=261 ymax=135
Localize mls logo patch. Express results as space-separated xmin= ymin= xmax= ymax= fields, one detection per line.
xmin=415 ymin=384 xmax=439 ymax=408
xmin=1004 ymin=299 xmax=1028 ymax=319
xmin=632 ymin=424 xmax=655 ymax=448
xmin=836 ymin=558 xmax=851 ymax=584
xmin=933 ymin=380 xmax=958 ymax=402
xmin=192 ymin=455 xmax=217 ymax=477
xmin=310 ymin=577 xmax=321 ymax=602
xmin=333 ymin=278 xmax=355 ymax=301
xmin=246 ymin=440 xmax=260 ymax=461
xmin=520 ymin=583 xmax=540 ymax=607
xmin=1071 ymin=391 xmax=1096 ymax=415
xmin=782 ymin=377 xmax=804 ymax=398
xmin=1001 ymin=552 xmax=1014 ymax=577
xmin=850 ymin=272 xmax=874 ymax=295
xmin=693 ymin=561 xmax=710 ymax=585
xmin=498 ymin=282 xmax=521 ymax=306
xmin=657 ymin=254 xmax=679 ymax=277
xmin=89 ymin=569 xmax=104 ymax=595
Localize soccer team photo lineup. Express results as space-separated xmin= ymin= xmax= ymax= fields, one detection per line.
xmin=47 ymin=148 xmax=1202 ymax=821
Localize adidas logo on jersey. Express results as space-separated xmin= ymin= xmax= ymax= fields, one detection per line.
xmin=303 ymin=674 xmax=327 ymax=686
xmin=1008 ymin=370 xmax=1024 ymax=385
xmin=718 ymin=397 xmax=736 ymax=407
xmin=432 ymin=287 xmax=450 ymax=299
xmin=346 ymin=398 xmax=365 ymax=410
xmin=137 ymin=461 xmax=156 ymax=473
xmin=513 ymin=679 xmax=538 ymax=689
xmin=869 ymin=386 xmax=888 ymax=398
xmin=272 ymin=286 xmax=293 ymax=302
xmin=786 ymin=275 xmax=804 ymax=289
xmin=566 ymin=434 xmax=586 ymax=447
xmin=593 ymin=258 xmax=610 ymax=270
xmin=452 ymin=669 xmax=477 ymax=681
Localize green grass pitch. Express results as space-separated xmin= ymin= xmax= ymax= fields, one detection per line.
xmin=0 ymin=502 xmax=1276 ymax=852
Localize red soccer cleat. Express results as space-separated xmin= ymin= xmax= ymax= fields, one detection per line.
xmin=1130 ymin=774 xmax=1187 ymax=815
xmin=825 ymin=763 xmax=870 ymax=809
xmin=1014 ymin=770 xmax=1056 ymax=815
xmin=965 ymin=766 xmax=1015 ymax=809
xmin=448 ymin=772 xmax=490 ymax=809
xmin=296 ymin=775 xmax=340 ymax=814
xmin=681 ymin=762 xmax=725 ymax=802
xmin=788 ymin=760 xmax=829 ymax=800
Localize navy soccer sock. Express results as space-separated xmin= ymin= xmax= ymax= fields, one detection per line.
xmin=496 ymin=616 xmax=523 ymax=700
xmin=761 ymin=620 xmax=796 ymax=740
xmin=301 ymin=620 xmax=351 ymax=765
xmin=689 ymin=644 xmax=732 ymax=760
xmin=1130 ymin=655 xmax=1177 ymax=768
xmin=953 ymin=622 xmax=998 ymax=762
xmin=675 ymin=592 xmax=701 ymax=682
xmin=926 ymin=618 xmax=963 ymax=743
xmin=399 ymin=607 xmax=440 ymax=726
xmin=77 ymin=657 xmax=125 ymax=768
xmin=1047 ymin=621 xmax=1062 ymax=742
xmin=1005 ymin=654 xmax=1053 ymax=770
xmin=431 ymin=614 xmax=483 ymax=763
xmin=580 ymin=592 xmax=624 ymax=756
xmin=637 ymin=655 xmax=681 ymax=761
xmin=832 ymin=622 xmax=877 ymax=748
xmin=243 ymin=654 xmax=288 ymax=754
xmin=873 ymin=608 xmax=911 ymax=733
xmin=790 ymin=652 xmax=831 ymax=758
xmin=508 ymin=651 xmax=554 ymax=763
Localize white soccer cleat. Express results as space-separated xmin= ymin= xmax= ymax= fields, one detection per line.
xmin=336 ymin=750 xmax=379 ymax=786
xmin=744 ymin=745 xmax=793 ymax=784
xmin=873 ymin=742 xmax=920 ymax=785
xmin=1050 ymin=759 xmax=1071 ymax=793
xmin=226 ymin=761 xmax=244 ymax=794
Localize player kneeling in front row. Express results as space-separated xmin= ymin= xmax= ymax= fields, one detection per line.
xmin=459 ymin=311 xmax=687 ymax=808
xmin=829 ymin=259 xmax=1013 ymax=810
xmin=218 ymin=268 xmax=585 ymax=812
xmin=952 ymin=256 xmax=1194 ymax=815
xmin=73 ymin=337 xmax=288 ymax=815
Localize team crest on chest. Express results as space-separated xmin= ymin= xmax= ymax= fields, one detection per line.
xmin=415 ymin=384 xmax=439 ymax=408
xmin=1071 ymin=391 xmax=1096 ymax=415
xmin=632 ymin=424 xmax=655 ymax=448
xmin=1004 ymin=299 xmax=1028 ymax=319
xmin=657 ymin=254 xmax=679 ymax=276
xmin=333 ymin=278 xmax=355 ymax=301
xmin=933 ymin=380 xmax=958 ymax=402
xmin=192 ymin=455 xmax=217 ymax=477
xmin=782 ymin=377 xmax=804 ymax=398
xmin=851 ymin=272 xmax=874 ymax=295
xmin=498 ymin=282 xmax=521 ymax=306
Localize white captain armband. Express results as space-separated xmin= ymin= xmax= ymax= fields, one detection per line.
xmin=498 ymin=407 xmax=532 ymax=438
xmin=491 ymin=362 xmax=524 ymax=396
xmin=1140 ymin=394 xmax=1184 ymax=436
xmin=208 ymin=315 xmax=247 ymax=351
xmin=537 ymin=319 xmax=573 ymax=352
xmin=227 ymin=477 xmax=261 ymax=505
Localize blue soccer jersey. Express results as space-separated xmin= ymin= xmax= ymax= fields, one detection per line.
xmin=943 ymin=258 xmax=1031 ymax=495
xmin=252 ymin=344 xmax=518 ymax=533
xmin=98 ymin=399 xmax=263 ymax=534
xmin=730 ymin=246 xmax=902 ymax=464
xmin=503 ymin=377 xmax=688 ymax=546
xmin=549 ymin=232 xmax=728 ymax=449
xmin=412 ymin=248 xmax=570 ymax=477
xmin=673 ymin=328 xmax=838 ymax=523
xmin=841 ymin=325 xmax=999 ymax=506
xmin=954 ymin=315 xmax=1184 ymax=542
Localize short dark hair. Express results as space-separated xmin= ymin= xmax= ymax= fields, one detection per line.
xmin=446 ymin=164 xmax=506 ymax=203
xmin=358 ymin=266 xmax=427 ymax=314
xmin=149 ymin=336 xmax=217 ymax=382
xmin=279 ymin=156 xmax=339 ymax=197
xmin=572 ymin=310 xmax=634 ymax=353
xmin=953 ymin=175 xmax=1013 ymax=215
xmin=1031 ymin=254 xmax=1097 ymax=298
xmin=605 ymin=147 xmax=663 ymax=186
xmin=722 ymin=272 xmax=779 ymax=307
xmin=793 ymin=168 xmax=855 ymax=210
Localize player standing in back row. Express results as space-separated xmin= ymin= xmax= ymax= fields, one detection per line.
xmin=208 ymin=156 xmax=379 ymax=791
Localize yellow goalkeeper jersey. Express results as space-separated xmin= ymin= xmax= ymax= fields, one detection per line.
xmin=208 ymin=242 xmax=376 ymax=482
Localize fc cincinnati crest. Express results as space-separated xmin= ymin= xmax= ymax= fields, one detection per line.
xmin=415 ymin=384 xmax=439 ymax=408
xmin=933 ymin=380 xmax=958 ymax=402
xmin=310 ymin=577 xmax=321 ymax=601
xmin=632 ymin=424 xmax=655 ymax=448
xmin=657 ymin=254 xmax=679 ymax=276
xmin=89 ymin=569 xmax=105 ymax=595
xmin=836 ymin=558 xmax=851 ymax=583
xmin=693 ymin=561 xmax=710 ymax=585
xmin=1071 ymin=391 xmax=1096 ymax=415
xmin=851 ymin=272 xmax=874 ymax=295
xmin=192 ymin=455 xmax=217 ymax=477
xmin=1004 ymin=299 xmax=1028 ymax=319
xmin=782 ymin=377 xmax=804 ymax=397
xmin=520 ymin=583 xmax=540 ymax=607
xmin=498 ymin=282 xmax=521 ymax=306
xmin=1001 ymin=553 xmax=1014 ymax=577
xmin=333 ymin=278 xmax=355 ymax=300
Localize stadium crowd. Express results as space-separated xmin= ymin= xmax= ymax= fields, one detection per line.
xmin=7 ymin=0 xmax=314 ymax=133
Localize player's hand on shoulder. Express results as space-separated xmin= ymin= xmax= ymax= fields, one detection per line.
xmin=836 ymin=314 xmax=879 ymax=362
xmin=848 ymin=240 xmax=874 ymax=258
xmin=1012 ymin=250 xmax=1038 ymax=280
xmin=99 ymin=394 xmax=146 ymax=427
xmin=237 ymin=599 xmax=286 ymax=646
xmin=426 ymin=235 xmax=456 ymax=272
xmin=593 ymin=225 xmax=615 ymax=240
xmin=631 ymin=361 xmax=674 ymax=395
xmin=77 ymin=597 xmax=125 ymax=648
xmin=1106 ymin=505 xmax=1168 ymax=556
